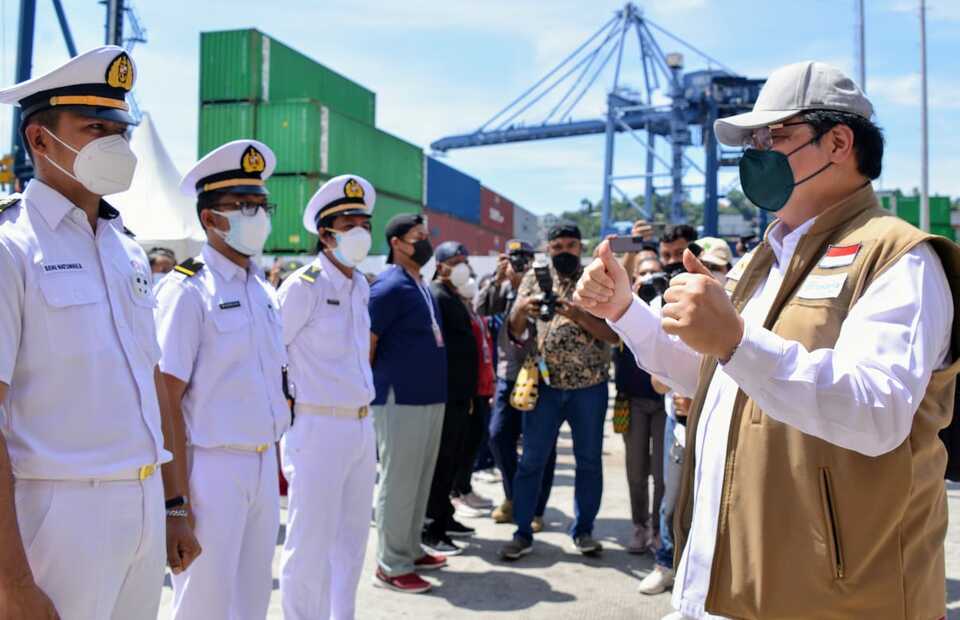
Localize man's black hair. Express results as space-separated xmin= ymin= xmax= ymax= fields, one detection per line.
xmin=21 ymin=109 xmax=63 ymax=159
xmin=803 ymin=110 xmax=884 ymax=180
xmin=660 ymin=224 xmax=697 ymax=244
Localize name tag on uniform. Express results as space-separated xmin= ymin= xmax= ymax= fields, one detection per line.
xmin=818 ymin=243 xmax=861 ymax=269
xmin=43 ymin=262 xmax=84 ymax=273
xmin=219 ymin=300 xmax=242 ymax=310
xmin=326 ymin=299 xmax=341 ymax=306
xmin=796 ymin=273 xmax=847 ymax=300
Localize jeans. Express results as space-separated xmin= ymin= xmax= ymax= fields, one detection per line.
xmin=657 ymin=414 xmax=684 ymax=568
xmin=488 ymin=378 xmax=556 ymax=516
xmin=512 ymin=381 xmax=608 ymax=542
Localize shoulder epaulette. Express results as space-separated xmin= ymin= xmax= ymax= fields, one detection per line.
xmin=0 ymin=196 xmax=21 ymax=213
xmin=299 ymin=264 xmax=322 ymax=284
xmin=122 ymin=225 xmax=136 ymax=238
xmin=174 ymin=257 xmax=205 ymax=277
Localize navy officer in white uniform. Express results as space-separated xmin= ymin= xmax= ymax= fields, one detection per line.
xmin=155 ymin=139 xmax=290 ymax=620
xmin=278 ymin=174 xmax=378 ymax=620
xmin=0 ymin=46 xmax=199 ymax=619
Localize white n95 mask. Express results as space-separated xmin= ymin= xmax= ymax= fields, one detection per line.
xmin=327 ymin=227 xmax=372 ymax=267
xmin=449 ymin=263 xmax=471 ymax=288
xmin=459 ymin=277 xmax=478 ymax=299
xmin=43 ymin=127 xmax=137 ymax=196
xmin=213 ymin=209 xmax=272 ymax=256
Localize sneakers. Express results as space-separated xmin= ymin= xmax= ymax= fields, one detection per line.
xmin=574 ymin=534 xmax=603 ymax=555
xmin=452 ymin=496 xmax=487 ymax=518
xmin=445 ymin=519 xmax=476 ymax=538
xmin=626 ymin=526 xmax=647 ymax=554
xmin=637 ymin=564 xmax=675 ymax=595
xmin=373 ymin=567 xmax=432 ymax=594
xmin=491 ymin=499 xmax=513 ymax=524
xmin=414 ymin=553 xmax=447 ymax=571
xmin=473 ymin=468 xmax=501 ymax=483
xmin=499 ymin=537 xmax=533 ymax=560
xmin=531 ymin=516 xmax=544 ymax=533
xmin=460 ymin=491 xmax=493 ymax=509
xmin=421 ymin=533 xmax=463 ymax=557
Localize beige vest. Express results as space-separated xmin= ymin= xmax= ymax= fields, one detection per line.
xmin=674 ymin=185 xmax=960 ymax=620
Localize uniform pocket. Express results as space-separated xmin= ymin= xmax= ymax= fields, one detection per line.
xmin=819 ymin=467 xmax=845 ymax=580
xmin=37 ymin=275 xmax=108 ymax=355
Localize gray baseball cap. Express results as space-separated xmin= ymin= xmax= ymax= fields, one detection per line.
xmin=714 ymin=61 xmax=873 ymax=147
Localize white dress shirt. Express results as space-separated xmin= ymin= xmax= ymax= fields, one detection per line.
xmin=0 ymin=180 xmax=166 ymax=479
xmin=609 ymin=219 xmax=952 ymax=619
xmin=155 ymin=243 xmax=290 ymax=447
xmin=277 ymin=253 xmax=374 ymax=409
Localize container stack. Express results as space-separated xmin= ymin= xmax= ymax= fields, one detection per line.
xmin=198 ymin=29 xmax=423 ymax=255
xmin=879 ymin=191 xmax=956 ymax=241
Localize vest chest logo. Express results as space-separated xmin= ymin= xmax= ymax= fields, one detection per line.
xmin=819 ymin=243 xmax=862 ymax=269
xmin=796 ymin=273 xmax=848 ymax=300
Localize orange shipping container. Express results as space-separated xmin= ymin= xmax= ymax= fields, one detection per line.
xmin=480 ymin=186 xmax=515 ymax=237
xmin=424 ymin=208 xmax=500 ymax=256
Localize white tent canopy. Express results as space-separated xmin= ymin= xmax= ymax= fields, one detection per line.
xmin=110 ymin=112 xmax=204 ymax=262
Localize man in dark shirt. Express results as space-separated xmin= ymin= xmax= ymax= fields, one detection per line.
xmin=423 ymin=242 xmax=479 ymax=555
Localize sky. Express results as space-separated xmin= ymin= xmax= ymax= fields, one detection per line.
xmin=1 ymin=0 xmax=958 ymax=217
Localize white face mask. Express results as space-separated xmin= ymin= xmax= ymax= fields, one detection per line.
xmin=212 ymin=209 xmax=271 ymax=256
xmin=42 ymin=127 xmax=137 ymax=196
xmin=459 ymin=277 xmax=478 ymax=299
xmin=448 ymin=262 xmax=471 ymax=288
xmin=327 ymin=227 xmax=372 ymax=268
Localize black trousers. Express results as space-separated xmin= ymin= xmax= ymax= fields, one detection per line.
xmin=425 ymin=398 xmax=472 ymax=535
xmin=452 ymin=396 xmax=492 ymax=496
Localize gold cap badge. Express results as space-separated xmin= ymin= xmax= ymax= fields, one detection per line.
xmin=105 ymin=53 xmax=134 ymax=91
xmin=344 ymin=178 xmax=365 ymax=200
xmin=241 ymin=146 xmax=266 ymax=174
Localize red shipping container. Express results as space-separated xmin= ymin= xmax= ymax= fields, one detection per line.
xmin=424 ymin=208 xmax=500 ymax=256
xmin=480 ymin=186 xmax=515 ymax=237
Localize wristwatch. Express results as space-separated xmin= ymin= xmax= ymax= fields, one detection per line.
xmin=165 ymin=495 xmax=189 ymax=510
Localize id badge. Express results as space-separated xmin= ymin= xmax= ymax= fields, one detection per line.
xmin=538 ymin=358 xmax=551 ymax=386
xmin=432 ymin=323 xmax=445 ymax=348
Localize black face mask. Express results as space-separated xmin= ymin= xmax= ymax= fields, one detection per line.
xmin=407 ymin=239 xmax=434 ymax=267
xmin=551 ymin=252 xmax=581 ymax=277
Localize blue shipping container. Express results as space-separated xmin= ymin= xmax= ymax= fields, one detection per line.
xmin=426 ymin=157 xmax=481 ymax=224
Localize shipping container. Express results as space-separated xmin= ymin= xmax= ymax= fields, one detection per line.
xmin=886 ymin=194 xmax=951 ymax=227
xmin=480 ymin=186 xmax=514 ymax=237
xmin=424 ymin=208 xmax=498 ymax=256
xmin=199 ymin=29 xmax=375 ymax=126
xmin=426 ymin=158 xmax=481 ymax=224
xmin=198 ymin=102 xmax=256 ymax=158
xmin=512 ymin=204 xmax=540 ymax=246
xmin=931 ymin=223 xmax=957 ymax=242
xmin=255 ymin=101 xmax=423 ymax=201
xmin=264 ymin=175 xmax=421 ymax=255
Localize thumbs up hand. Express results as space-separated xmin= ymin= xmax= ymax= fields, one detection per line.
xmin=661 ymin=249 xmax=744 ymax=360
xmin=574 ymin=239 xmax=634 ymax=322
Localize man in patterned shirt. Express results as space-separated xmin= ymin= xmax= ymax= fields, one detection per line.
xmin=499 ymin=222 xmax=619 ymax=560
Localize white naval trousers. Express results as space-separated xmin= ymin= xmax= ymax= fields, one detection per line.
xmin=171 ymin=446 xmax=279 ymax=620
xmin=280 ymin=413 xmax=376 ymax=620
xmin=14 ymin=474 xmax=165 ymax=620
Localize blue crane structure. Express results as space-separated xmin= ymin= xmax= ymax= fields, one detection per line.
xmin=430 ymin=3 xmax=766 ymax=237
xmin=5 ymin=0 xmax=146 ymax=186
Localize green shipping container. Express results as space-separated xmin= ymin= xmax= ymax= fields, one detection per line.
xmin=888 ymin=195 xmax=951 ymax=227
xmin=256 ymin=101 xmax=423 ymax=202
xmin=198 ymin=102 xmax=256 ymax=158
xmin=199 ymin=29 xmax=376 ymax=126
xmin=931 ymin=224 xmax=957 ymax=242
xmin=263 ymin=175 xmax=422 ymax=254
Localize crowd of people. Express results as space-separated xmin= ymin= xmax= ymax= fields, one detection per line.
xmin=2 ymin=44 xmax=959 ymax=620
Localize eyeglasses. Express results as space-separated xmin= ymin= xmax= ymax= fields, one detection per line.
xmin=212 ymin=201 xmax=276 ymax=216
xmin=744 ymin=121 xmax=810 ymax=151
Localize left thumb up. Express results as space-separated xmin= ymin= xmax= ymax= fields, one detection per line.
xmin=683 ymin=248 xmax=712 ymax=277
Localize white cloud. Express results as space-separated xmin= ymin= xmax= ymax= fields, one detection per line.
xmin=869 ymin=73 xmax=960 ymax=109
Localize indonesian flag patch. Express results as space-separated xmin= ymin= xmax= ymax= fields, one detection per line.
xmin=818 ymin=243 xmax=862 ymax=269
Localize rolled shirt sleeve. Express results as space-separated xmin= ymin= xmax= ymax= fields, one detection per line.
xmin=154 ymin=279 xmax=204 ymax=384
xmin=722 ymin=242 xmax=953 ymax=457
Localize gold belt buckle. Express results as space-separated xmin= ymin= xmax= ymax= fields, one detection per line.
xmin=138 ymin=464 xmax=156 ymax=480
xmin=358 ymin=406 xmax=369 ymax=419
xmin=255 ymin=444 xmax=269 ymax=453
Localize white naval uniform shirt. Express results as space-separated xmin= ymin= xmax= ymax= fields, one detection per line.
xmin=609 ymin=219 xmax=953 ymax=619
xmin=155 ymin=243 xmax=290 ymax=447
xmin=277 ymin=253 xmax=374 ymax=409
xmin=0 ymin=180 xmax=167 ymax=479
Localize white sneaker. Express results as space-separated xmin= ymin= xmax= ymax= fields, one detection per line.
xmin=637 ymin=565 xmax=675 ymax=595
xmin=461 ymin=491 xmax=494 ymax=509
xmin=473 ymin=468 xmax=501 ymax=483
xmin=452 ymin=497 xmax=486 ymax=518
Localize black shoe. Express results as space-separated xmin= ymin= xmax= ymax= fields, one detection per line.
xmin=574 ymin=534 xmax=603 ymax=555
xmin=445 ymin=519 xmax=476 ymax=538
xmin=499 ymin=536 xmax=533 ymax=560
xmin=421 ymin=533 xmax=462 ymax=557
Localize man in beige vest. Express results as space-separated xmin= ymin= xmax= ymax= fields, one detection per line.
xmin=575 ymin=61 xmax=960 ymax=620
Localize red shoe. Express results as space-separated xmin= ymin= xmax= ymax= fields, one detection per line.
xmin=373 ymin=567 xmax=432 ymax=593
xmin=414 ymin=553 xmax=447 ymax=571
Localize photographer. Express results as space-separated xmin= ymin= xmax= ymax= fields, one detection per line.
xmin=476 ymin=240 xmax=557 ymax=530
xmin=500 ymin=223 xmax=618 ymax=561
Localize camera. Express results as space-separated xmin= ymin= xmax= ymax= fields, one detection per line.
xmin=533 ymin=257 xmax=558 ymax=321
xmin=638 ymin=242 xmax=702 ymax=303
xmin=509 ymin=252 xmax=532 ymax=274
